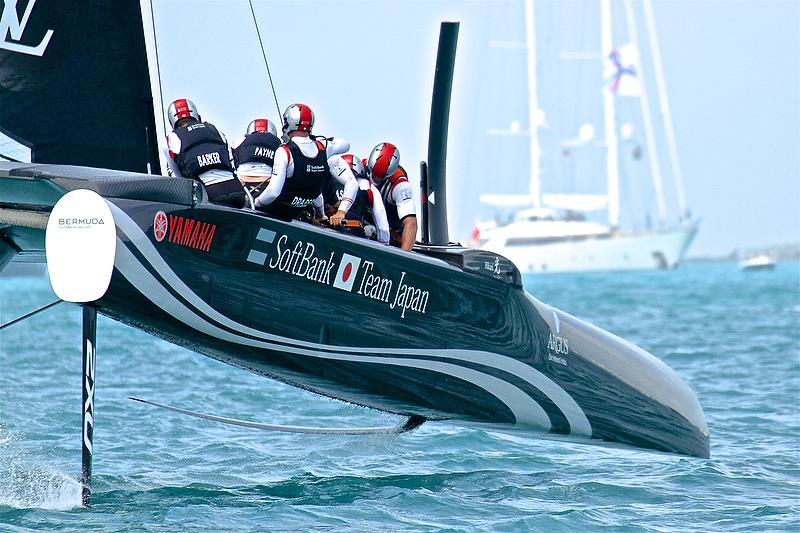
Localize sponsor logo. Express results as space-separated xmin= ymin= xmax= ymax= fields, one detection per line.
xmin=186 ymin=123 xmax=205 ymax=132
xmin=547 ymin=310 xmax=569 ymax=365
xmin=0 ymin=0 xmax=53 ymax=57
xmin=306 ymin=164 xmax=325 ymax=173
xmin=247 ymin=231 xmax=430 ymax=319
xmin=267 ymin=235 xmax=335 ymax=285
xmin=390 ymin=271 xmax=429 ymax=318
xmin=197 ymin=152 xmax=222 ymax=167
xmin=548 ymin=333 xmax=569 ymax=355
xmin=57 ymin=217 xmax=105 ymax=229
xmin=153 ymin=211 xmax=168 ymax=242
xmin=353 ymin=261 xmax=430 ymax=318
xmin=254 ymin=147 xmax=274 ymax=159
xmin=83 ymin=338 xmax=96 ymax=453
xmin=289 ymin=196 xmax=315 ymax=208
xmin=483 ymin=257 xmax=504 ymax=276
xmin=165 ymin=214 xmax=216 ymax=251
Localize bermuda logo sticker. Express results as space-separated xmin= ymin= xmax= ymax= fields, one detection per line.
xmin=153 ymin=211 xmax=168 ymax=242
xmin=333 ymin=253 xmax=362 ymax=291
xmin=1 ymin=0 xmax=54 ymax=57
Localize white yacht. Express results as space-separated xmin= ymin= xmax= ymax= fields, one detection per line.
xmin=739 ymin=254 xmax=776 ymax=271
xmin=474 ymin=0 xmax=698 ymax=273
xmin=477 ymin=206 xmax=696 ymax=274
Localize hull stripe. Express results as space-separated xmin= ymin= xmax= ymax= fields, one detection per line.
xmin=115 ymin=241 xmax=550 ymax=428
xmin=108 ymin=201 xmax=591 ymax=436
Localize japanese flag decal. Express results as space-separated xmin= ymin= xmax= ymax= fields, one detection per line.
xmin=333 ymin=253 xmax=362 ymax=291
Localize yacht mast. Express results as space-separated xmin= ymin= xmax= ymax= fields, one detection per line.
xmin=600 ymin=0 xmax=621 ymax=228
xmin=643 ymin=0 xmax=689 ymax=221
xmin=623 ymin=0 xmax=667 ymax=223
xmin=140 ymin=0 xmax=169 ymax=175
xmin=524 ymin=0 xmax=541 ymax=209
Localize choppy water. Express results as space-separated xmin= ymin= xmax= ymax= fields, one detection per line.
xmin=1 ymin=262 xmax=798 ymax=531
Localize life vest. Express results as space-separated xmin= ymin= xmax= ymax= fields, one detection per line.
xmin=326 ymin=174 xmax=374 ymax=223
xmin=274 ymin=139 xmax=330 ymax=209
xmin=172 ymin=122 xmax=232 ymax=180
xmin=233 ymin=131 xmax=281 ymax=167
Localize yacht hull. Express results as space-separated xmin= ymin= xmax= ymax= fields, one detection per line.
xmin=0 ymin=163 xmax=709 ymax=458
xmin=481 ymin=224 xmax=698 ymax=274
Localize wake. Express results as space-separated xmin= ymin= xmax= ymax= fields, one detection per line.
xmin=0 ymin=427 xmax=81 ymax=510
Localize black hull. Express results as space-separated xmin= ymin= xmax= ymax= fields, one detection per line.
xmin=0 ymin=163 xmax=709 ymax=458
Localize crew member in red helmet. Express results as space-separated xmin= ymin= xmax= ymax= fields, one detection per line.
xmin=232 ymin=118 xmax=282 ymax=208
xmin=253 ymin=103 xmax=357 ymax=222
xmin=164 ymin=98 xmax=245 ymax=208
xmin=322 ymin=153 xmax=391 ymax=245
xmin=366 ymin=142 xmax=417 ymax=250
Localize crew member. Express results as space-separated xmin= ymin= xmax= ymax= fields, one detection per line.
xmin=165 ymin=98 xmax=245 ymax=208
xmin=324 ymin=154 xmax=390 ymax=245
xmin=254 ymin=103 xmax=358 ymax=221
xmin=232 ymin=118 xmax=281 ymax=208
xmin=366 ymin=142 xmax=417 ymax=250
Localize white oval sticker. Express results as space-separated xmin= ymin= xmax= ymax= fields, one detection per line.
xmin=45 ymin=190 xmax=117 ymax=303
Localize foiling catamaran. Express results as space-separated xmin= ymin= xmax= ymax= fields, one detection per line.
xmin=0 ymin=1 xmax=708 ymax=506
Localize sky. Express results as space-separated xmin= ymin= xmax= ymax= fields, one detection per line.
xmin=151 ymin=0 xmax=799 ymax=258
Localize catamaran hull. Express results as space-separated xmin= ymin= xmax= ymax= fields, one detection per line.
xmin=481 ymin=224 xmax=698 ymax=274
xmin=0 ymin=164 xmax=709 ymax=458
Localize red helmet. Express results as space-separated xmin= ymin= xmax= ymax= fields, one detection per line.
xmin=367 ymin=142 xmax=400 ymax=181
xmin=247 ymin=118 xmax=278 ymax=137
xmin=281 ymin=103 xmax=314 ymax=139
xmin=167 ymin=98 xmax=200 ymax=128
xmin=341 ymin=154 xmax=365 ymax=175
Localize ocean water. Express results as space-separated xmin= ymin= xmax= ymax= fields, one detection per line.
xmin=0 ymin=262 xmax=798 ymax=532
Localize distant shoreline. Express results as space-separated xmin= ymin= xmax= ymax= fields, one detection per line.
xmin=686 ymin=241 xmax=800 ymax=264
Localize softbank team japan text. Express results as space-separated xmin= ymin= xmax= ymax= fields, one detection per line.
xmin=264 ymin=235 xmax=429 ymax=319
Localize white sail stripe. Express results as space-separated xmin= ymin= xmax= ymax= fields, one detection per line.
xmin=108 ymin=201 xmax=589 ymax=435
xmin=114 ymin=241 xmax=550 ymax=429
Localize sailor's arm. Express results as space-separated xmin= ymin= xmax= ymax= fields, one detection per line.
xmin=231 ymin=135 xmax=245 ymax=168
xmin=369 ymin=184 xmax=392 ymax=245
xmin=399 ymin=215 xmax=418 ymax=251
xmin=312 ymin=194 xmax=327 ymax=223
xmin=325 ymin=137 xmax=350 ymax=157
xmin=164 ymin=133 xmax=184 ymax=178
xmin=254 ymin=145 xmax=290 ymax=208
xmin=328 ymin=155 xmax=358 ymax=226
xmin=392 ymin=180 xmax=418 ymax=251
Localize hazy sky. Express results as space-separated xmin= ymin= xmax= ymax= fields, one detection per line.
xmin=152 ymin=0 xmax=799 ymax=257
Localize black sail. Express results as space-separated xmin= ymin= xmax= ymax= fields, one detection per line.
xmin=0 ymin=1 xmax=160 ymax=172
